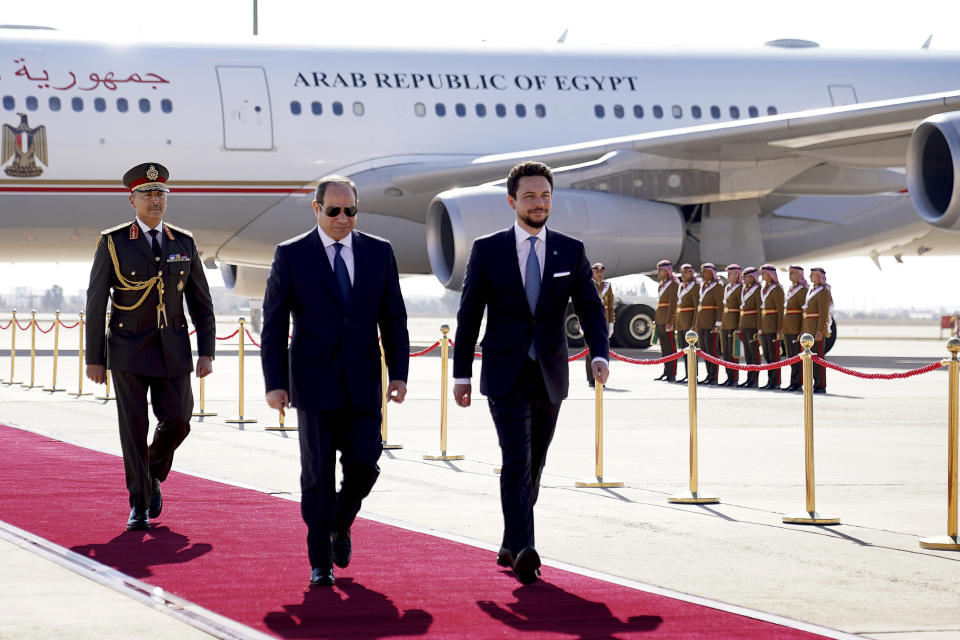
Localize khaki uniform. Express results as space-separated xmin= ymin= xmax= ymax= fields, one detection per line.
xmin=738 ymin=284 xmax=761 ymax=385
xmin=586 ymin=281 xmax=616 ymax=384
xmin=674 ymin=280 xmax=699 ymax=380
xmin=655 ymin=279 xmax=679 ymax=379
xmin=802 ymin=286 xmax=833 ymax=391
xmin=782 ymin=284 xmax=806 ymax=389
xmin=759 ymin=283 xmax=785 ymax=387
xmin=719 ymin=283 xmax=742 ymax=384
xmin=695 ymin=280 xmax=723 ymax=383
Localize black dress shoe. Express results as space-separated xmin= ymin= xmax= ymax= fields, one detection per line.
xmin=148 ymin=478 xmax=162 ymax=519
xmin=496 ymin=546 xmax=513 ymax=568
xmin=513 ymin=547 xmax=541 ymax=585
xmin=676 ymin=377 xmax=688 ymax=384
xmin=310 ymin=567 xmax=335 ymax=586
xmin=738 ymin=380 xmax=758 ymax=389
xmin=813 ymin=387 xmax=827 ymax=394
xmin=126 ymin=506 xmax=149 ymax=531
xmin=664 ymin=376 xmax=676 ymax=382
xmin=782 ymin=384 xmax=799 ymax=392
xmin=654 ymin=374 xmax=666 ymax=381
xmin=332 ymin=531 xmax=352 ymax=568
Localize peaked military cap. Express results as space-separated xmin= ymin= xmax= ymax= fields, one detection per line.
xmin=123 ymin=162 xmax=170 ymax=193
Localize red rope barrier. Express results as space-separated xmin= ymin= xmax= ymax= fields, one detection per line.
xmin=58 ymin=320 xmax=80 ymax=329
xmin=610 ymin=350 xmax=686 ymax=365
xmin=15 ymin=320 xmax=30 ymax=330
xmin=568 ymin=348 xmax=590 ymax=362
xmin=812 ymin=356 xmax=944 ymax=379
xmin=697 ymin=350 xmax=802 ymax=372
xmin=0 ymin=320 xmax=11 ymax=330
xmin=410 ymin=341 xmax=441 ymax=357
xmin=36 ymin=321 xmax=56 ymax=334
xmin=216 ymin=329 xmax=240 ymax=341
xmin=245 ymin=329 xmax=261 ymax=348
xmin=446 ymin=338 xmax=481 ymax=358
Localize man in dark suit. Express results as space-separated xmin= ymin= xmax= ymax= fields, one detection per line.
xmin=452 ymin=161 xmax=609 ymax=585
xmin=260 ymin=175 xmax=409 ymax=587
xmin=85 ymin=162 xmax=216 ymax=532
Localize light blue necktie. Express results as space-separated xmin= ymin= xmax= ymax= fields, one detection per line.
xmin=333 ymin=242 xmax=351 ymax=303
xmin=525 ymin=236 xmax=540 ymax=359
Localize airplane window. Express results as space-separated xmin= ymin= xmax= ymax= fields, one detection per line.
xmin=767 ymin=106 xmax=778 ymax=115
xmin=613 ymin=104 xmax=624 ymax=119
xmin=691 ymin=105 xmax=702 ymax=119
xmin=139 ymin=99 xmax=151 ymax=113
xmin=476 ymin=103 xmax=487 ymax=117
xmin=48 ymin=96 xmax=61 ymax=112
xmin=353 ymin=102 xmax=364 ymax=116
xmin=495 ymin=104 xmax=506 ymax=117
xmin=729 ymin=106 xmax=740 ymax=119
xmin=633 ymin=105 xmax=644 ymax=118
xmin=117 ymin=98 xmax=129 ymax=113
xmin=710 ymin=105 xmax=720 ymax=119
xmin=653 ymin=105 xmax=663 ymax=119
xmin=161 ymin=99 xmax=173 ymax=114
xmin=414 ymin=102 xmax=426 ymax=117
xmin=748 ymin=106 xmax=759 ymax=118
xmin=516 ymin=104 xmax=527 ymax=118
xmin=94 ymin=97 xmax=106 ymax=113
xmin=594 ymin=105 xmax=605 ymax=118
xmin=72 ymin=97 xmax=84 ymax=112
xmin=2 ymin=96 xmax=14 ymax=110
xmin=671 ymin=105 xmax=682 ymax=118
xmin=434 ymin=103 xmax=446 ymax=117
xmin=26 ymin=96 xmax=38 ymax=111
xmin=333 ymin=101 xmax=344 ymax=116
xmin=311 ymin=101 xmax=322 ymax=115
xmin=290 ymin=101 xmax=302 ymax=115
xmin=455 ymin=103 xmax=466 ymax=117
xmin=535 ymin=104 xmax=546 ymax=118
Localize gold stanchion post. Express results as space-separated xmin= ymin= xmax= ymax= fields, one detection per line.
xmin=575 ymin=356 xmax=623 ymax=488
xmin=226 ymin=317 xmax=257 ymax=427
xmin=424 ymin=325 xmax=464 ymax=461
xmin=379 ymin=341 xmax=402 ymax=448
xmin=70 ymin=312 xmax=91 ymax=397
xmin=669 ymin=330 xmax=719 ymax=503
xmin=783 ymin=333 xmax=840 ymax=525
xmin=43 ymin=310 xmax=66 ymax=392
xmin=192 ymin=377 xmax=217 ymax=418
xmin=21 ymin=309 xmax=40 ymax=389
xmin=919 ymin=337 xmax=960 ymax=550
xmin=2 ymin=309 xmax=20 ymax=386
xmin=264 ymin=408 xmax=294 ymax=432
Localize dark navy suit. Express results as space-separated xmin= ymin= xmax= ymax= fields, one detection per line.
xmin=453 ymin=227 xmax=608 ymax=556
xmin=260 ymin=228 xmax=409 ymax=570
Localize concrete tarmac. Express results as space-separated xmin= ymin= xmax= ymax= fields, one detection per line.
xmin=1 ymin=317 xmax=959 ymax=639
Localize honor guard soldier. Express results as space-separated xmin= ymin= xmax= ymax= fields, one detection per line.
xmin=695 ymin=263 xmax=723 ymax=385
xmin=758 ymin=264 xmax=785 ymax=390
xmin=85 ymin=162 xmax=216 ymax=531
xmin=654 ymin=260 xmax=679 ymax=382
xmin=802 ymin=267 xmax=833 ymax=393
xmin=674 ymin=263 xmax=699 ymax=383
xmin=781 ymin=266 xmax=807 ymax=392
xmin=586 ymin=262 xmax=615 ymax=387
xmin=719 ymin=264 xmax=742 ymax=387
xmin=737 ymin=267 xmax=761 ymax=388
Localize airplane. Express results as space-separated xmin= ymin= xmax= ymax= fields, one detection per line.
xmin=2 ymin=28 xmax=960 ymax=347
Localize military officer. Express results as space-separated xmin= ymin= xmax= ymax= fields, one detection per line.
xmin=586 ymin=262 xmax=615 ymax=387
xmin=758 ymin=264 xmax=785 ymax=390
xmin=85 ymin=162 xmax=216 ymax=531
xmin=802 ymin=267 xmax=833 ymax=394
xmin=719 ymin=264 xmax=742 ymax=387
xmin=674 ymin=263 xmax=699 ymax=383
xmin=695 ymin=262 xmax=723 ymax=385
xmin=737 ymin=267 xmax=761 ymax=388
xmin=654 ymin=259 xmax=679 ymax=382
xmin=781 ymin=266 xmax=807 ymax=392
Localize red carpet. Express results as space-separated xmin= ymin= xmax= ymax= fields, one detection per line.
xmin=0 ymin=424 xmax=832 ymax=639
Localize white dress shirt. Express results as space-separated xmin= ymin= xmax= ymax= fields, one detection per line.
xmin=136 ymin=218 xmax=165 ymax=257
xmin=316 ymin=226 xmax=355 ymax=284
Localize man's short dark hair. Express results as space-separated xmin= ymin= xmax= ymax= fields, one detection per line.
xmin=314 ymin=175 xmax=358 ymax=205
xmin=506 ymin=161 xmax=554 ymax=198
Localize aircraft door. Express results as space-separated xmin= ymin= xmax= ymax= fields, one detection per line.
xmin=828 ymin=84 xmax=858 ymax=106
xmin=216 ymin=66 xmax=274 ymax=150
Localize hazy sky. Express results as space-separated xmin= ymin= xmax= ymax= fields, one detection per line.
xmin=2 ymin=0 xmax=960 ymax=311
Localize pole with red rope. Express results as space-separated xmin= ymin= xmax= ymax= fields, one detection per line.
xmin=70 ymin=312 xmax=92 ymax=397
xmin=43 ymin=310 xmax=65 ymax=393
xmin=424 ymin=325 xmax=463 ymax=461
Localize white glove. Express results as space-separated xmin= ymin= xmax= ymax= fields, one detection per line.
xmin=608 ymin=322 xmax=614 ymax=338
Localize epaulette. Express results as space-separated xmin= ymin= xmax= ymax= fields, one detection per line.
xmin=164 ymin=222 xmax=193 ymax=238
xmin=101 ymin=221 xmax=134 ymax=235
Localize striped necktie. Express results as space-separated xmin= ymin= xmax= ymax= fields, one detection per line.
xmin=525 ymin=236 xmax=540 ymax=358
xmin=333 ymin=242 xmax=351 ymax=302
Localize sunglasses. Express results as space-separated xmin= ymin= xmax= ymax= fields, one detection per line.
xmin=323 ymin=206 xmax=358 ymax=217
xmin=592 ymin=267 xmax=605 ymax=271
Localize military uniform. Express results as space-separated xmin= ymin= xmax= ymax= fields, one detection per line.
xmin=654 ymin=260 xmax=679 ymax=381
xmin=782 ymin=271 xmax=807 ymax=391
xmin=737 ymin=271 xmax=761 ymax=388
xmin=719 ymin=266 xmax=742 ymax=386
xmin=85 ymin=163 xmax=216 ymax=528
xmin=695 ymin=265 xmax=723 ymax=385
xmin=586 ymin=264 xmax=615 ymax=386
xmin=759 ymin=274 xmax=785 ymax=389
xmin=801 ymin=274 xmax=833 ymax=392
xmin=673 ymin=266 xmax=699 ymax=382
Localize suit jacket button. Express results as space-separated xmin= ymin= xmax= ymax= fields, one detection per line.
xmin=130 ymin=271 xmax=135 ymax=276
xmin=158 ymin=270 xmax=162 ymax=276
xmin=118 ymin=322 xmax=123 ymax=328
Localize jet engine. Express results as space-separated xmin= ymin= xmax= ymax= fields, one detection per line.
xmin=907 ymin=112 xmax=960 ymax=230
xmin=426 ymin=185 xmax=683 ymax=289
xmin=220 ymin=263 xmax=270 ymax=299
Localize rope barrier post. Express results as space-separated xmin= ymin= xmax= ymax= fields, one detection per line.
xmin=226 ymin=317 xmax=257 ymax=428
xmin=379 ymin=341 xmax=402 ymax=449
xmin=264 ymin=408 xmax=294 ymax=432
xmin=920 ymin=337 xmax=960 ymax=550
xmin=575 ymin=355 xmax=623 ymax=488
xmin=22 ymin=309 xmax=40 ymax=389
xmin=95 ymin=313 xmax=115 ymax=401
xmin=669 ymin=330 xmax=719 ymax=504
xmin=192 ymin=378 xmax=217 ymax=418
xmin=69 ymin=312 xmax=92 ymax=397
xmin=2 ymin=309 xmax=20 ymax=386
xmin=424 ymin=325 xmax=464 ymax=461
xmin=43 ymin=310 xmax=65 ymax=392
xmin=783 ymin=333 xmax=840 ymax=525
